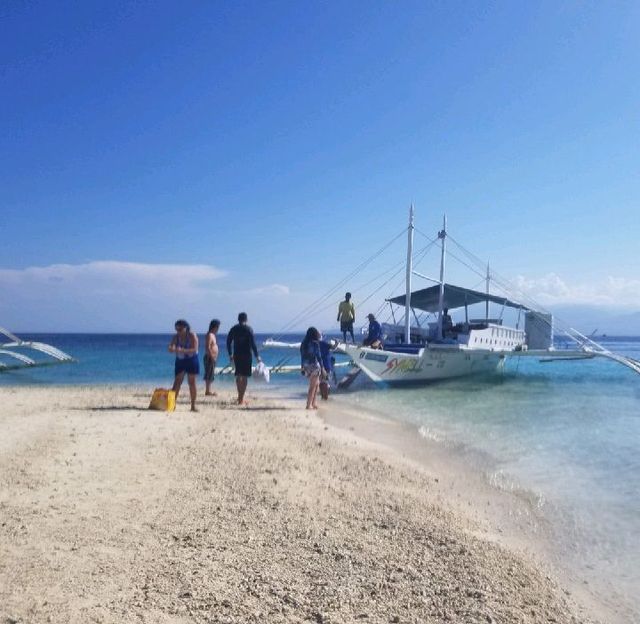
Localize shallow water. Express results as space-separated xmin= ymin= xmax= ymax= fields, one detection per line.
xmin=348 ymin=339 xmax=640 ymax=619
xmin=2 ymin=333 xmax=639 ymax=617
xmin=0 ymin=333 xmax=314 ymax=387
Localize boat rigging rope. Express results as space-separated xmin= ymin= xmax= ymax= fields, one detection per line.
xmin=290 ymin=237 xmax=439 ymax=335
xmin=445 ymin=233 xmax=602 ymax=347
xmin=357 ymin=239 xmax=438 ymax=309
xmin=270 ymin=229 xmax=440 ymax=340
xmin=270 ymin=227 xmax=407 ymax=341
xmin=359 ymin=238 xmax=440 ymax=330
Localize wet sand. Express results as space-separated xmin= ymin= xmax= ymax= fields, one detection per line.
xmin=1 ymin=385 xmax=601 ymax=623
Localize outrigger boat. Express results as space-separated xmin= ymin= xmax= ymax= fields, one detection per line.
xmin=266 ymin=207 xmax=640 ymax=386
xmin=0 ymin=327 xmax=74 ymax=371
xmin=337 ymin=208 xmax=640 ymax=385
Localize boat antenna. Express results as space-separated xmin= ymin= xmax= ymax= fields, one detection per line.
xmin=436 ymin=214 xmax=447 ymax=339
xmin=404 ymin=204 xmax=415 ymax=344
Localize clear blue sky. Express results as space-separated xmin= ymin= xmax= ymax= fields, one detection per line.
xmin=1 ymin=1 xmax=639 ymax=332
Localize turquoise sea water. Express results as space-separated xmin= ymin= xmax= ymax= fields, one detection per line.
xmin=348 ymin=338 xmax=640 ymax=620
xmin=0 ymin=333 xmax=316 ymax=387
xmin=2 ymin=333 xmax=639 ymax=617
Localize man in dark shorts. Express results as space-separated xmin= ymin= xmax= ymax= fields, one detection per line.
xmin=337 ymin=292 xmax=356 ymax=343
xmin=226 ymin=312 xmax=261 ymax=405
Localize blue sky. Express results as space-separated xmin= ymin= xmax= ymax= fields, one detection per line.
xmin=1 ymin=1 xmax=639 ymax=333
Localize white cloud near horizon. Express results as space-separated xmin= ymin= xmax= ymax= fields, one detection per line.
xmin=0 ymin=261 xmax=291 ymax=332
xmin=0 ymin=261 xmax=227 ymax=296
xmin=243 ymin=283 xmax=290 ymax=296
xmin=512 ymin=273 xmax=640 ymax=309
xmin=3 ymin=260 xmax=637 ymax=333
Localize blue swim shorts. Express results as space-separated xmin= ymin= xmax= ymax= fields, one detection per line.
xmin=175 ymin=356 xmax=200 ymax=376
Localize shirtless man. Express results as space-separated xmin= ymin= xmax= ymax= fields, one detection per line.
xmin=204 ymin=319 xmax=220 ymax=396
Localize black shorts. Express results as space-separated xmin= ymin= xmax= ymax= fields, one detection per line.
xmin=203 ymin=355 xmax=216 ymax=381
xmin=233 ymin=353 xmax=253 ymax=377
xmin=340 ymin=320 xmax=354 ymax=333
xmin=175 ymin=356 xmax=200 ymax=376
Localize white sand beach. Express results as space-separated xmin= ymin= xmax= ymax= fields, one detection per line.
xmin=0 ymin=385 xmax=604 ymax=623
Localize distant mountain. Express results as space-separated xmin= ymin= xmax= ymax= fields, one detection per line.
xmin=550 ymin=305 xmax=640 ymax=336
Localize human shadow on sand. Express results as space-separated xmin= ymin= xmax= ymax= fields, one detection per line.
xmin=72 ymin=405 xmax=145 ymax=411
xmin=216 ymin=404 xmax=291 ymax=411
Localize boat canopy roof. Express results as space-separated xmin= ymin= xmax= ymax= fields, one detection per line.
xmin=387 ymin=283 xmax=531 ymax=313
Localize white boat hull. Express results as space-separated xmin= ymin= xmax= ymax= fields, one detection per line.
xmin=341 ymin=344 xmax=504 ymax=384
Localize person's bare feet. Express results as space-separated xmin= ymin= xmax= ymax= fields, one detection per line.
xmin=191 ymin=406 xmax=199 ymax=412
xmin=205 ymin=391 xmax=217 ymax=396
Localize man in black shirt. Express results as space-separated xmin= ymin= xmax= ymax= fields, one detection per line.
xmin=226 ymin=312 xmax=261 ymax=405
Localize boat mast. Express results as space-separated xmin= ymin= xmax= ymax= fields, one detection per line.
xmin=404 ymin=204 xmax=415 ymax=344
xmin=486 ymin=261 xmax=490 ymax=322
xmin=436 ymin=214 xmax=447 ymax=339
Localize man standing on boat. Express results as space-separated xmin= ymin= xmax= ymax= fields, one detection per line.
xmin=337 ymin=292 xmax=356 ymax=343
xmin=226 ymin=312 xmax=261 ymax=405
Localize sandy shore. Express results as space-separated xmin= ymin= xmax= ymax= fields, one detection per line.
xmin=1 ymin=385 xmax=600 ymax=624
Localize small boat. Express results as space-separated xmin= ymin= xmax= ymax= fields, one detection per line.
xmin=0 ymin=327 xmax=74 ymax=371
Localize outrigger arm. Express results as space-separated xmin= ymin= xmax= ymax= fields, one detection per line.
xmin=566 ymin=328 xmax=640 ymax=374
xmin=0 ymin=326 xmax=75 ymax=371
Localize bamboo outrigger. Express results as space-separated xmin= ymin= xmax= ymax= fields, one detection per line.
xmin=0 ymin=327 xmax=74 ymax=371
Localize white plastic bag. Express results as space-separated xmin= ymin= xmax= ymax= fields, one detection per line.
xmin=254 ymin=360 xmax=270 ymax=383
